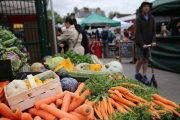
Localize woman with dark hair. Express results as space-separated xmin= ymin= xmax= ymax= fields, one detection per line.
xmin=57 ymin=17 xmax=84 ymax=55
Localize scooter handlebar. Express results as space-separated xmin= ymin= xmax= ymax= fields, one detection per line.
xmin=147 ymin=44 xmax=151 ymax=47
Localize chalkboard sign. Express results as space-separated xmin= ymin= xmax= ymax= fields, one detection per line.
xmin=119 ymin=41 xmax=134 ymax=63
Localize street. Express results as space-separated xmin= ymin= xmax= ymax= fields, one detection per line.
xmin=101 ymin=58 xmax=180 ymax=103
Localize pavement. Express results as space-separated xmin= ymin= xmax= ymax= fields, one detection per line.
xmin=100 ymin=58 xmax=180 ymax=103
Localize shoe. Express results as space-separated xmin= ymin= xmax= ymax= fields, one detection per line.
xmin=134 ymin=74 xmax=139 ymax=81
xmin=142 ymin=75 xmax=150 ymax=83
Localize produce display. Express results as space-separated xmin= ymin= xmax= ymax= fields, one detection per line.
xmin=0 ymin=26 xmax=27 ymax=75
xmin=0 ymin=49 xmax=180 ymax=120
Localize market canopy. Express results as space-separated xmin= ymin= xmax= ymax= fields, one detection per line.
xmin=150 ymin=0 xmax=180 ymax=16
xmin=79 ymin=12 xmax=121 ymax=28
xmin=112 ymin=17 xmax=133 ymax=29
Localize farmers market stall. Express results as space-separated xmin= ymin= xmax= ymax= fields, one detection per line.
xmin=0 ymin=49 xmax=180 ymax=120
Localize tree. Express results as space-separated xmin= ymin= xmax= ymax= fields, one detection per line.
xmin=108 ymin=11 xmax=121 ymax=19
xmin=47 ymin=9 xmax=63 ymax=24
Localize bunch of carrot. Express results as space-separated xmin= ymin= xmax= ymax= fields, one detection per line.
xmin=91 ymin=86 xmax=180 ymax=120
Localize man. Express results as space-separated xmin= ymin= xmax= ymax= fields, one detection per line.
xmin=56 ymin=26 xmax=69 ymax=53
xmin=135 ymin=1 xmax=156 ymax=83
xmin=100 ymin=24 xmax=111 ymax=58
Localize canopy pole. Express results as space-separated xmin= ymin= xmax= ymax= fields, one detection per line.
xmin=50 ymin=0 xmax=58 ymax=54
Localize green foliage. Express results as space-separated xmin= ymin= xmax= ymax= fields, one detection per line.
xmin=47 ymin=9 xmax=63 ymax=24
xmin=64 ymin=51 xmax=92 ymax=65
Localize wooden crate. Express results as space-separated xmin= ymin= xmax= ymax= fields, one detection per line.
xmin=4 ymin=70 xmax=62 ymax=111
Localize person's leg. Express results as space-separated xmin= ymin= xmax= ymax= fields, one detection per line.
xmin=104 ymin=42 xmax=109 ymax=58
xmin=142 ymin=58 xmax=148 ymax=76
xmin=103 ymin=43 xmax=106 ymax=58
xmin=136 ymin=58 xmax=143 ymax=74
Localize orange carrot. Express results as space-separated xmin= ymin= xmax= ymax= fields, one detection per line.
xmin=107 ymin=98 xmax=112 ymax=115
xmin=34 ymin=116 xmax=42 ymax=120
xmin=84 ymin=99 xmax=89 ymax=104
xmin=28 ymin=108 xmax=58 ymax=120
xmin=68 ymin=89 xmax=91 ymax=112
xmin=0 ymin=103 xmax=17 ymax=120
xmin=110 ymin=99 xmax=127 ymax=113
xmin=67 ymin=91 xmax=79 ymax=100
xmin=156 ymin=110 xmax=166 ymax=114
xmin=56 ymin=99 xmax=63 ymax=106
xmin=127 ymin=93 xmax=147 ymax=103
xmin=153 ymin=94 xmax=179 ymax=108
xmin=154 ymin=100 xmax=180 ymax=117
xmin=87 ymin=101 xmax=95 ymax=107
xmin=122 ymin=83 xmax=147 ymax=91
xmin=86 ymin=103 xmax=94 ymax=120
xmin=74 ymin=104 xmax=91 ymax=115
xmin=75 ymin=83 xmax=85 ymax=95
xmin=110 ymin=86 xmax=131 ymax=94
xmin=108 ymin=90 xmax=116 ymax=94
xmin=21 ymin=113 xmax=33 ymax=120
xmin=94 ymin=107 xmax=103 ymax=119
xmin=124 ymin=95 xmax=141 ymax=103
xmin=69 ymin=112 xmax=86 ymax=120
xmin=102 ymin=97 xmax=108 ymax=114
xmin=40 ymin=104 xmax=80 ymax=120
xmin=0 ymin=118 xmax=11 ymax=120
xmin=12 ymin=108 xmax=22 ymax=120
xmin=34 ymin=91 xmax=67 ymax=109
xmin=111 ymin=106 xmax=117 ymax=118
xmin=93 ymin=116 xmax=97 ymax=120
xmin=50 ymin=103 xmax=57 ymax=108
xmin=117 ymin=102 xmax=133 ymax=112
xmin=100 ymin=101 xmax=108 ymax=120
xmin=110 ymin=94 xmax=136 ymax=107
xmin=114 ymin=90 xmax=122 ymax=98
xmin=60 ymin=118 xmax=70 ymax=120
xmin=61 ymin=93 xmax=71 ymax=112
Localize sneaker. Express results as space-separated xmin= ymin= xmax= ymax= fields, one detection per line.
xmin=134 ymin=74 xmax=139 ymax=81
xmin=142 ymin=75 xmax=150 ymax=83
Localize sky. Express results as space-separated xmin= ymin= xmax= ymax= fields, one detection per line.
xmin=48 ymin=0 xmax=155 ymax=18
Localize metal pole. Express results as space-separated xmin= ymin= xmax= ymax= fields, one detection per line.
xmin=50 ymin=0 xmax=58 ymax=54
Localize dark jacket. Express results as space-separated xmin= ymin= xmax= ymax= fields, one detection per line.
xmin=59 ymin=41 xmax=69 ymax=53
xmin=135 ymin=13 xmax=156 ymax=47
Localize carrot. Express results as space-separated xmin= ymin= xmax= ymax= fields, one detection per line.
xmin=102 ymin=97 xmax=108 ymax=114
xmin=114 ymin=90 xmax=122 ymax=98
xmin=67 ymin=91 xmax=79 ymax=100
xmin=61 ymin=93 xmax=71 ymax=112
xmin=110 ymin=86 xmax=131 ymax=94
xmin=108 ymin=90 xmax=116 ymax=94
xmin=68 ymin=89 xmax=91 ymax=112
xmin=122 ymin=83 xmax=147 ymax=91
xmin=56 ymin=99 xmax=63 ymax=106
xmin=86 ymin=103 xmax=94 ymax=120
xmin=21 ymin=113 xmax=33 ymax=120
xmin=12 ymin=108 xmax=22 ymax=119
xmin=154 ymin=100 xmax=180 ymax=117
xmin=34 ymin=91 xmax=67 ymax=109
xmin=60 ymin=118 xmax=70 ymax=120
xmin=100 ymin=101 xmax=108 ymax=120
xmin=87 ymin=101 xmax=95 ymax=107
xmin=156 ymin=110 xmax=166 ymax=114
xmin=34 ymin=116 xmax=42 ymax=120
xmin=124 ymin=95 xmax=141 ymax=103
xmin=110 ymin=94 xmax=136 ymax=107
xmin=117 ymin=102 xmax=133 ymax=112
xmin=127 ymin=93 xmax=147 ymax=103
xmin=84 ymin=99 xmax=89 ymax=104
xmin=0 ymin=118 xmax=11 ymax=120
xmin=0 ymin=103 xmax=17 ymax=120
xmin=40 ymin=104 xmax=80 ymax=120
xmin=28 ymin=108 xmax=58 ymax=120
xmin=74 ymin=104 xmax=91 ymax=115
xmin=94 ymin=107 xmax=103 ymax=119
xmin=75 ymin=83 xmax=85 ymax=95
xmin=111 ymin=106 xmax=117 ymax=118
xmin=148 ymin=109 xmax=161 ymax=119
xmin=153 ymin=94 xmax=179 ymax=108
xmin=110 ymin=98 xmax=127 ymax=113
xmin=107 ymin=97 xmax=112 ymax=115
xmin=93 ymin=116 xmax=97 ymax=120
xmin=50 ymin=103 xmax=57 ymax=108
xmin=69 ymin=112 xmax=86 ymax=120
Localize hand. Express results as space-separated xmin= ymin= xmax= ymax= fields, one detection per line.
xmin=142 ymin=45 xmax=147 ymax=49
xmin=151 ymin=42 xmax=156 ymax=47
xmin=59 ymin=44 xmax=64 ymax=47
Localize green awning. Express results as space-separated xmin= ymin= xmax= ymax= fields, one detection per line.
xmin=150 ymin=0 xmax=180 ymax=16
xmin=79 ymin=12 xmax=121 ymax=28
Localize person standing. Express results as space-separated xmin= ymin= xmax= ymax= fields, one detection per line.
xmin=57 ymin=17 xmax=84 ymax=55
xmin=100 ymin=24 xmax=111 ymax=58
xmin=135 ymin=1 xmax=156 ymax=83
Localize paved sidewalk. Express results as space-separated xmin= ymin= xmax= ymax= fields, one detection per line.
xmin=101 ymin=58 xmax=180 ymax=103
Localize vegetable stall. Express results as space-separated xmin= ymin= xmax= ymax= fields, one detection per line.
xmin=0 ymin=26 xmax=180 ymax=120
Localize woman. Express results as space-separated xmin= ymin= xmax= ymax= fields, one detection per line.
xmin=56 ymin=26 xmax=69 ymax=53
xmin=57 ymin=17 xmax=84 ymax=55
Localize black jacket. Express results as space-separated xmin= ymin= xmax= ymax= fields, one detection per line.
xmin=135 ymin=13 xmax=156 ymax=47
